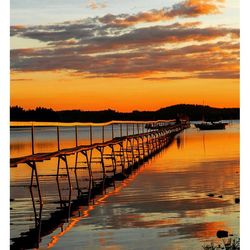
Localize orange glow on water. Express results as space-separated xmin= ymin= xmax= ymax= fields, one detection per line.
xmin=10 ymin=124 xmax=239 ymax=249
xmin=47 ymin=165 xmax=146 ymax=248
xmin=192 ymin=221 xmax=229 ymax=239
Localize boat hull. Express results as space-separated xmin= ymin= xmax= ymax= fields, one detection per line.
xmin=195 ymin=122 xmax=227 ymax=130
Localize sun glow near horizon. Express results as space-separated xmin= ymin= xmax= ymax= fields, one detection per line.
xmin=10 ymin=70 xmax=239 ymax=111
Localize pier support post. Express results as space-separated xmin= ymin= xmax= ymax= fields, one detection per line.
xmin=90 ymin=126 xmax=93 ymax=145
xmin=102 ymin=126 xmax=105 ymax=143
xmin=57 ymin=126 xmax=60 ymax=151
xmin=112 ymin=124 xmax=114 ymax=139
xmin=28 ymin=160 xmax=43 ymax=238
xmin=120 ymin=124 xmax=122 ymax=137
xmin=31 ymin=125 xmax=35 ymax=155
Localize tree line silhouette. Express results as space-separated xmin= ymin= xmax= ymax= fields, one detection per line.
xmin=10 ymin=104 xmax=239 ymax=123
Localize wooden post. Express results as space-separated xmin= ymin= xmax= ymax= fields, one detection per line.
xmin=31 ymin=125 xmax=35 ymax=155
xmin=75 ymin=126 xmax=78 ymax=147
xmin=120 ymin=124 xmax=122 ymax=137
xmin=89 ymin=126 xmax=92 ymax=145
xmin=57 ymin=126 xmax=60 ymax=151
xmin=133 ymin=124 xmax=135 ymax=135
xmin=102 ymin=126 xmax=105 ymax=143
xmin=112 ymin=124 xmax=114 ymax=139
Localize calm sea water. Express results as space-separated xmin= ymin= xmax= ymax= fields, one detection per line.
xmin=10 ymin=121 xmax=239 ymax=249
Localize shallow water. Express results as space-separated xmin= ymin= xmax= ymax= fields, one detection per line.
xmin=10 ymin=121 xmax=239 ymax=249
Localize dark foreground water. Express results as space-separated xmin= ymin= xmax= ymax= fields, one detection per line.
xmin=10 ymin=121 xmax=239 ymax=249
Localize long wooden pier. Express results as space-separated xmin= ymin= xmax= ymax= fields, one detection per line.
xmin=10 ymin=120 xmax=189 ymax=249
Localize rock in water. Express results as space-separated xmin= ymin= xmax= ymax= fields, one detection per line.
xmin=217 ymin=230 xmax=228 ymax=238
xmin=207 ymin=193 xmax=214 ymax=197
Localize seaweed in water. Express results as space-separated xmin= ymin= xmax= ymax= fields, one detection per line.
xmin=202 ymin=237 xmax=240 ymax=250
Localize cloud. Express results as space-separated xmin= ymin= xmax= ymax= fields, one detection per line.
xmin=170 ymin=0 xmax=224 ymax=17
xmin=10 ymin=0 xmax=227 ymax=43
xmin=86 ymin=25 xmax=238 ymax=51
xmin=11 ymin=78 xmax=33 ymax=81
xmin=10 ymin=20 xmax=239 ymax=53
xmin=99 ymin=0 xmax=224 ymax=27
xmin=143 ymin=76 xmax=193 ymax=81
xmin=87 ymin=0 xmax=107 ymax=10
xmin=10 ymin=0 xmax=239 ymax=81
xmin=195 ymin=70 xmax=239 ymax=79
xmin=11 ymin=40 xmax=239 ymax=80
xmin=143 ymin=70 xmax=239 ymax=81
xmin=11 ymin=21 xmax=97 ymax=42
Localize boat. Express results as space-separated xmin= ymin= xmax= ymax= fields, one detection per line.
xmin=194 ymin=121 xmax=228 ymax=130
xmin=194 ymin=102 xmax=228 ymax=130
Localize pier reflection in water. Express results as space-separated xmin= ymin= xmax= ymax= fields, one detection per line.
xmin=10 ymin=121 xmax=239 ymax=249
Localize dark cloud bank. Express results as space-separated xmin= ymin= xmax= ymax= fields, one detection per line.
xmin=11 ymin=0 xmax=239 ymax=80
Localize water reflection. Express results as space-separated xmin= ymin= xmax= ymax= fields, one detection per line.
xmin=176 ymin=136 xmax=181 ymax=149
xmin=47 ymin=123 xmax=238 ymax=249
xmin=11 ymin=174 xmax=93 ymax=249
xmin=10 ymin=122 xmax=239 ymax=249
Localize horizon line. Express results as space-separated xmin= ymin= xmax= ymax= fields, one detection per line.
xmin=10 ymin=103 xmax=240 ymax=113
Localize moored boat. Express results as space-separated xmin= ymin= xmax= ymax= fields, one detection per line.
xmin=195 ymin=121 xmax=228 ymax=130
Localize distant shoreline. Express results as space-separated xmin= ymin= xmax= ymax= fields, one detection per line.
xmin=10 ymin=104 xmax=240 ymax=123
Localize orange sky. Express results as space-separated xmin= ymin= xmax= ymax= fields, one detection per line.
xmin=10 ymin=71 xmax=239 ymax=111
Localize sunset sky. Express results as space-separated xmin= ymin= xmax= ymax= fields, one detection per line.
xmin=10 ymin=0 xmax=239 ymax=111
